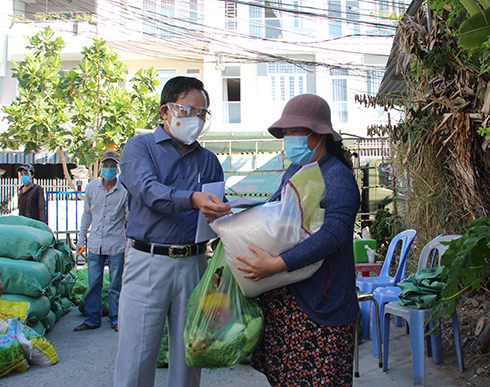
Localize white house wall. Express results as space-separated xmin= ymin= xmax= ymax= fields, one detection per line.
xmin=1 ymin=0 xmax=405 ymax=138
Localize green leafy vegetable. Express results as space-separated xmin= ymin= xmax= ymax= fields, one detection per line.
xmin=428 ymin=217 xmax=490 ymax=335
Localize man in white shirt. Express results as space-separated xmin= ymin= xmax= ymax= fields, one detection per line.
xmin=74 ymin=150 xmax=129 ymax=332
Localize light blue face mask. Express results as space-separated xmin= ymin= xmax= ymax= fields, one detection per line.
xmin=20 ymin=175 xmax=31 ymax=185
xmin=283 ymin=134 xmax=321 ymax=165
xmin=101 ymin=168 xmax=118 ymax=181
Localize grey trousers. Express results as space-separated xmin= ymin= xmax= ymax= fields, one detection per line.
xmin=114 ymin=245 xmax=207 ymax=387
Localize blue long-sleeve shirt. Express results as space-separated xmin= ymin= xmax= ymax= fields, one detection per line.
xmin=120 ymin=124 xmax=225 ymax=245
xmin=270 ymin=154 xmax=360 ymax=327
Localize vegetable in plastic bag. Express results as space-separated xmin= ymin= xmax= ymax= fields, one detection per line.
xmin=184 ymin=242 xmax=264 ymax=369
xmin=0 ymin=318 xmax=29 ymax=378
xmin=16 ymin=323 xmax=58 ymax=366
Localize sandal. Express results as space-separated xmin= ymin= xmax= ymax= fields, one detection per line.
xmin=73 ymin=322 xmax=99 ymax=332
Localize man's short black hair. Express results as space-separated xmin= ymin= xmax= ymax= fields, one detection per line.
xmin=160 ymin=76 xmax=210 ymax=108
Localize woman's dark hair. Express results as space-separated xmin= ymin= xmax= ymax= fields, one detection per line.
xmin=160 ymin=76 xmax=210 ymax=107
xmin=325 ymin=134 xmax=353 ymax=171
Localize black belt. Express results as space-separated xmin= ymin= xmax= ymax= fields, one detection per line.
xmin=131 ymin=240 xmax=207 ymax=258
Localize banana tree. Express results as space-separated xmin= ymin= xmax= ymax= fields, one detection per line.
xmin=458 ymin=0 xmax=490 ymax=48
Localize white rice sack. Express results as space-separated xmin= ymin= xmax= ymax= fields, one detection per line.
xmin=210 ymin=182 xmax=323 ymax=298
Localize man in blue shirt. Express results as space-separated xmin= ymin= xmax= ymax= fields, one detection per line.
xmin=114 ymin=77 xmax=230 ymax=387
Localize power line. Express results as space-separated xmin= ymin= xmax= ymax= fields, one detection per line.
xmin=10 ymin=0 xmax=398 ymax=74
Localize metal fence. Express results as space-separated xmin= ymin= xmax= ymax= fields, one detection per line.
xmin=45 ymin=190 xmax=84 ymax=244
xmin=0 ymin=178 xmax=72 ymax=215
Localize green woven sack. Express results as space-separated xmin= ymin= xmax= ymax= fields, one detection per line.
xmin=27 ymin=320 xmax=46 ymax=336
xmin=50 ymin=300 xmax=63 ymax=322
xmin=39 ymin=244 xmax=75 ymax=275
xmin=0 ymin=258 xmax=54 ymax=298
xmin=53 ymin=242 xmax=75 ymax=274
xmin=0 ymin=294 xmax=51 ymax=323
xmin=39 ymin=249 xmax=58 ymax=274
xmin=56 ymin=272 xmax=77 ymax=298
xmin=0 ymin=215 xmax=52 ymax=233
xmin=0 ymin=225 xmax=54 ymax=261
xmin=40 ymin=310 xmax=56 ymax=332
xmin=59 ymin=297 xmax=73 ymax=315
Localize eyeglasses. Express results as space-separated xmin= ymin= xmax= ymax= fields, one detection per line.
xmin=167 ymin=102 xmax=211 ymax=121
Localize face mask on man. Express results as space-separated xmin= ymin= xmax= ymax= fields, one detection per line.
xmin=101 ymin=168 xmax=118 ymax=181
xmin=283 ymin=133 xmax=322 ymax=165
xmin=20 ymin=175 xmax=31 ymax=185
xmin=167 ymin=109 xmax=205 ymax=145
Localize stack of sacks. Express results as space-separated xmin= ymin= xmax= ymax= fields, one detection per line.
xmin=0 ymin=216 xmax=76 ymax=335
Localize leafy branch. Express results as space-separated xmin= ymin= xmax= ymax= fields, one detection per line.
xmin=428 ymin=217 xmax=490 ymax=335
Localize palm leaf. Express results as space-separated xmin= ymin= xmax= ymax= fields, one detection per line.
xmin=458 ymin=7 xmax=490 ymax=49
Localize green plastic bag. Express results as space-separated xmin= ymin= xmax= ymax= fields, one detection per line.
xmin=70 ymin=269 xmax=110 ymax=316
xmin=184 ymin=241 xmax=264 ymax=369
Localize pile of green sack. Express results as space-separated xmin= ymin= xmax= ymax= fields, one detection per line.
xmin=0 ymin=216 xmax=76 ymax=335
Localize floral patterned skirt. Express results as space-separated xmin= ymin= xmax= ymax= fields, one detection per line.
xmin=250 ymin=286 xmax=356 ymax=387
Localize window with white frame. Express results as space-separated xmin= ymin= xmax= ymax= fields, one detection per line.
xmin=331 ymin=68 xmax=348 ymax=123
xmin=222 ymin=67 xmax=241 ymax=124
xmin=189 ymin=0 xmax=198 ymax=24
xmin=249 ymin=1 xmax=283 ymax=39
xmin=328 ymin=0 xmax=342 ymax=38
xmin=186 ymin=68 xmax=201 ymax=79
xmin=377 ymin=0 xmax=404 ymax=15
xmin=143 ymin=0 xmax=158 ymax=36
xmin=293 ymin=1 xmax=302 ymax=29
xmin=366 ymin=69 xmax=384 ymax=96
xmin=346 ymin=0 xmax=360 ymax=35
xmin=144 ymin=0 xmax=195 ymax=39
xmin=157 ymin=69 xmax=177 ymax=88
xmin=225 ymin=1 xmax=237 ymax=30
xmin=268 ymin=62 xmax=306 ymax=101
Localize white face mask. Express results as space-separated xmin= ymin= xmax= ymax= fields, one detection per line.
xmin=167 ymin=111 xmax=205 ymax=145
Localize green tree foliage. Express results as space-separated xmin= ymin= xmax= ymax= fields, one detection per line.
xmin=370 ymin=208 xmax=395 ymax=258
xmin=429 ymin=217 xmax=490 ymax=335
xmin=0 ymin=27 xmax=161 ymax=183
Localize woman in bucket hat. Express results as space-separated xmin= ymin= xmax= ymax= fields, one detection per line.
xmin=236 ymin=94 xmax=360 ymax=386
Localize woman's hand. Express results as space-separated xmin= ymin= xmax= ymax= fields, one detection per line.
xmin=236 ymin=244 xmax=288 ymax=281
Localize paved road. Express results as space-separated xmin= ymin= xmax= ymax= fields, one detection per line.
xmin=0 ymin=306 xmax=465 ymax=387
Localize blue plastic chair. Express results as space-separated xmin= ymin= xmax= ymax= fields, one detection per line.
xmin=382 ymin=235 xmax=464 ymax=386
xmin=372 ymin=234 xmax=446 ymax=356
xmin=371 ymin=286 xmax=402 ymax=357
xmin=356 ymin=229 xmax=417 ymax=339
